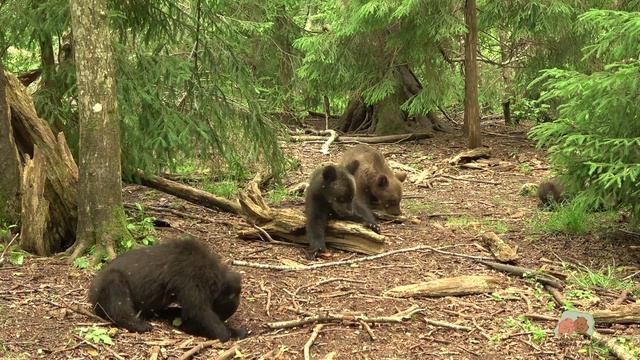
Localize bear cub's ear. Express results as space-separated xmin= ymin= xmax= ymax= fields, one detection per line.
xmin=376 ymin=174 xmax=389 ymax=187
xmin=345 ymin=160 xmax=360 ymax=175
xmin=322 ymin=165 xmax=338 ymax=182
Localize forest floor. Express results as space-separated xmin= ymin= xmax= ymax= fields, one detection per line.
xmin=1 ymin=120 xmax=639 ymax=360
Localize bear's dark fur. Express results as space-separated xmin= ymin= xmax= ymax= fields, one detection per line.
xmin=305 ymin=161 xmax=379 ymax=259
xmin=88 ymin=236 xmax=246 ymax=341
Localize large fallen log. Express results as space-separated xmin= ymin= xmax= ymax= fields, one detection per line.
xmin=290 ymin=132 xmax=432 ymax=144
xmin=592 ymin=305 xmax=640 ymax=324
xmin=237 ymin=181 xmax=385 ymax=255
xmin=3 ymin=70 xmax=78 ymax=254
xmin=383 ymin=275 xmax=502 ymax=298
xmin=136 ymin=170 xmax=241 ymax=214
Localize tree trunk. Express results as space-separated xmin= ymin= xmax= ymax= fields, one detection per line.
xmin=4 ymin=69 xmax=79 ymax=254
xmin=69 ymin=0 xmax=132 ymax=262
xmin=463 ymin=0 xmax=481 ymax=148
xmin=499 ymin=32 xmax=514 ymax=125
xmin=0 ymin=66 xmax=22 ymax=225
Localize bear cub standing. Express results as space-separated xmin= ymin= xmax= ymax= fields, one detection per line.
xmin=89 ymin=236 xmax=247 ymax=341
xmin=340 ymin=144 xmax=407 ymax=216
xmin=305 ymin=160 xmax=380 ymax=260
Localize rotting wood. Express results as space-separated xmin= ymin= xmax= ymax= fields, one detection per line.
xmin=591 ymin=331 xmax=636 ymax=360
xmin=383 ymin=275 xmax=501 ymax=298
xmin=5 ymin=70 xmax=79 ymax=253
xmin=236 ymin=181 xmax=385 ymax=255
xmin=291 ymin=132 xmax=432 ymax=145
xmin=448 ymin=146 xmax=491 ymax=165
xmin=478 ymin=260 xmax=564 ymax=289
xmin=20 ymin=146 xmax=51 ymax=255
xmin=592 ymin=304 xmax=640 ymax=324
xmin=136 ymin=170 xmax=241 ymax=214
xmin=481 ymin=231 xmax=519 ymax=262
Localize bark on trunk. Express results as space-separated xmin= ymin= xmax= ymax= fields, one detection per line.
xmin=20 ymin=147 xmax=51 ymax=255
xmin=4 ymin=70 xmax=79 ymax=253
xmin=499 ymin=32 xmax=514 ymax=125
xmin=463 ymin=0 xmax=481 ymax=148
xmin=69 ymin=0 xmax=131 ymax=261
xmin=0 ymin=66 xmax=22 ymax=224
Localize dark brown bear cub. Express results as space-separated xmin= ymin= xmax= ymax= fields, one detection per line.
xmin=340 ymin=144 xmax=407 ymax=216
xmin=89 ymin=236 xmax=247 ymax=341
xmin=538 ymin=178 xmax=565 ymax=208
xmin=305 ymin=161 xmax=380 ymax=260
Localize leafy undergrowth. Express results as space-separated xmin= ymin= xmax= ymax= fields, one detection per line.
xmin=1 ymin=122 xmax=639 ymax=360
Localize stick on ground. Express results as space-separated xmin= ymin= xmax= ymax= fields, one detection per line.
xmin=267 ymin=305 xmax=423 ymax=329
xmin=304 ymin=324 xmax=325 ymax=360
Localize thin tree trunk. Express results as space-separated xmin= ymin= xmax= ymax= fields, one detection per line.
xmin=0 ymin=65 xmax=22 ymax=224
xmin=499 ymin=32 xmax=514 ymax=125
xmin=463 ymin=0 xmax=481 ymax=148
xmin=69 ymin=0 xmax=131 ymax=262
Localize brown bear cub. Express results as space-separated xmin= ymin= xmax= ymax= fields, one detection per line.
xmin=340 ymin=144 xmax=407 ymax=216
xmin=538 ymin=178 xmax=565 ymax=208
xmin=305 ymin=160 xmax=380 ymax=260
xmin=89 ymin=236 xmax=247 ymax=341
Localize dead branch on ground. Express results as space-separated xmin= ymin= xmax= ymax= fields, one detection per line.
xmin=303 ymin=324 xmax=325 ymax=360
xmin=384 ymin=275 xmax=501 ymax=298
xmin=290 ymin=131 xmax=432 ymax=144
xmin=478 ymin=260 xmax=564 ymax=289
xmin=267 ymin=305 xmax=422 ymax=329
xmin=592 ymin=331 xmax=636 ymax=360
xmin=320 ymin=130 xmax=337 ymax=155
xmin=136 ymin=170 xmax=241 ymax=214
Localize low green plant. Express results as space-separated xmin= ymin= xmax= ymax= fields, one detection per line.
xmin=266 ymin=184 xmax=297 ymax=204
xmin=504 ymin=316 xmax=547 ymax=344
xmin=403 ymin=200 xmax=434 ymax=214
xmin=0 ymin=244 xmax=25 ymax=266
xmin=122 ymin=204 xmax=157 ymax=251
xmin=203 ymin=180 xmax=238 ymax=199
xmin=528 ymin=196 xmax=618 ymax=234
xmin=75 ymin=327 xmax=114 ymax=345
xmin=568 ymin=265 xmax=635 ymax=292
xmin=519 ymin=163 xmax=534 ymax=176
xmin=73 ymin=256 xmax=90 ymax=269
xmin=512 ymin=97 xmax=551 ymax=123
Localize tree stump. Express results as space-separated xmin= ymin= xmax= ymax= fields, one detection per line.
xmin=20 ymin=146 xmax=51 ymax=255
xmin=4 ymin=70 xmax=79 ymax=254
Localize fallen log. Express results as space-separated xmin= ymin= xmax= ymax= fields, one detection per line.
xmin=290 ymin=132 xmax=432 ymax=145
xmin=135 ymin=170 xmax=241 ymax=214
xmin=481 ymin=231 xmax=519 ymax=262
xmin=478 ymin=260 xmax=564 ymax=289
xmin=448 ymin=146 xmax=491 ymax=165
xmin=237 ymin=181 xmax=385 ymax=255
xmin=383 ymin=275 xmax=501 ymax=298
xmin=592 ymin=304 xmax=640 ymax=324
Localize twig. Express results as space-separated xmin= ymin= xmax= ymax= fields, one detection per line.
xmin=233 ymin=244 xmax=490 ymax=271
xmin=478 ymin=260 xmax=564 ymax=289
xmin=315 ymin=277 xmax=366 ymax=287
xmin=613 ymin=290 xmax=630 ymax=306
xmin=359 ymin=320 xmax=376 ymax=340
xmin=320 ymin=130 xmax=337 ymax=155
xmin=178 ymin=341 xmax=227 ymax=360
xmin=72 ymin=334 xmax=125 ymax=360
xmin=0 ymin=233 xmax=19 ymax=265
xmin=544 ymin=285 xmax=565 ymax=305
xmin=441 ymin=174 xmax=501 ymax=185
xmin=304 ymin=324 xmax=325 ymax=360
xmin=523 ymin=313 xmax=558 ymax=322
xmin=260 ymin=281 xmax=272 ymax=317
xmin=471 ymin=318 xmax=491 ymax=341
xmin=214 ymin=345 xmax=240 ymax=360
xmin=124 ymin=203 xmax=211 ymax=223
xmin=424 ymin=317 xmax=472 ymax=331
xmin=149 ymin=346 xmax=161 ymax=360
xmin=267 ymin=305 xmax=423 ymax=329
xmin=519 ymin=293 xmax=533 ymax=312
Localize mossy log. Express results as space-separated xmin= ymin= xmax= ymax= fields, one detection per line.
xmin=237 ymin=182 xmax=385 ymax=255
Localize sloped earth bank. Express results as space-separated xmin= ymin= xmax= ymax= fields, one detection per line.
xmin=1 ymin=121 xmax=639 ymax=360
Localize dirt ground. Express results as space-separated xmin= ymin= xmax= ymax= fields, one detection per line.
xmin=1 ymin=121 xmax=639 ymax=360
